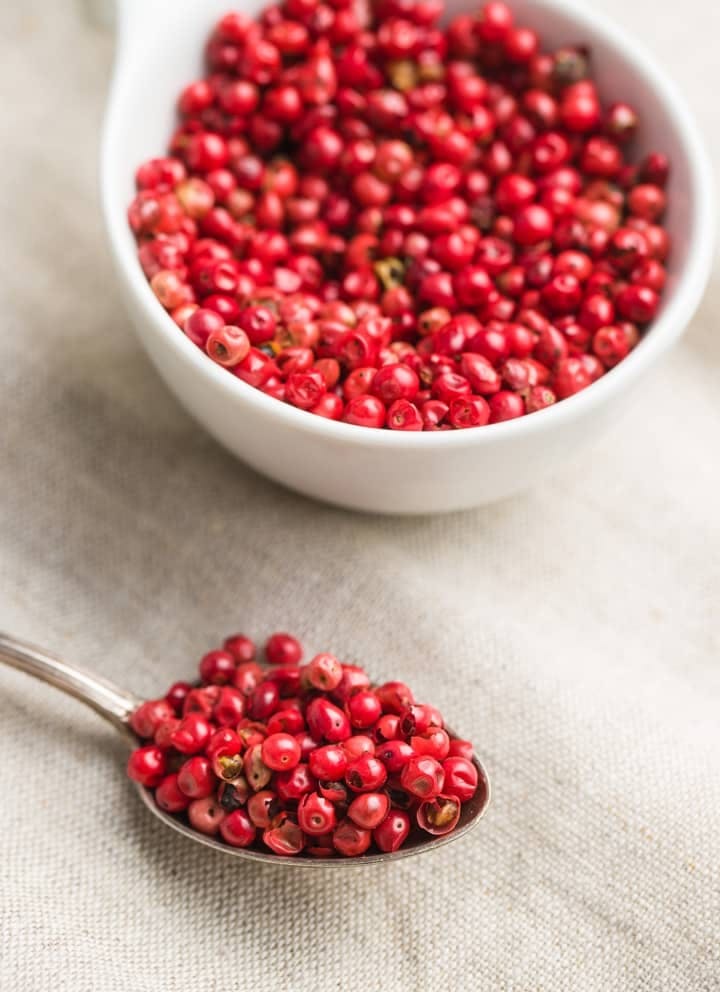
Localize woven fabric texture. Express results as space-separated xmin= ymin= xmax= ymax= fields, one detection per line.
xmin=1 ymin=2 xmax=719 ymax=990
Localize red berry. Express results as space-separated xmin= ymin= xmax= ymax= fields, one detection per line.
xmin=237 ymin=304 xmax=277 ymax=345
xmin=371 ymin=363 xmax=419 ymax=404
xmin=263 ymin=816 xmax=306 ymax=856
xmin=265 ymin=632 xmax=303 ymax=666
xmin=348 ymin=791 xmax=390 ymax=830
xmin=615 ymin=285 xmax=659 ymax=323
xmin=513 ymin=205 xmax=553 ymax=246
xmin=261 ymin=732 xmax=302 ymax=771
xmin=246 ymin=790 xmax=277 ymax=828
xmin=345 ymin=754 xmax=388 ymax=793
xmin=155 ymin=774 xmax=190 ymax=813
xmin=417 ymin=794 xmax=462 ymax=835
xmin=449 ymin=396 xmax=491 ymax=429
xmin=275 ymin=762 xmax=315 ymax=802
xmin=400 ymin=754 xmax=444 ymax=798
xmin=303 ymin=653 xmax=343 ymax=691
xmin=298 ymin=793 xmax=337 ymax=835
xmin=170 ymin=714 xmax=213 ymax=755
xmin=164 ymin=683 xmax=191 ymax=717
xmin=306 ymin=696 xmax=352 ymax=742
xmin=333 ymin=818 xmax=372 ymax=857
xmin=220 ymin=809 xmax=256 ymax=847
xmin=386 ymin=399 xmax=423 ymax=431
xmin=373 ymin=810 xmax=411 ymax=852
xmin=442 ymin=756 xmax=479 ymax=802
xmin=130 ymin=699 xmax=174 ymax=739
xmin=308 ymin=744 xmax=348 ymax=780
xmin=343 ymin=394 xmax=386 ymax=428
xmin=198 ymin=650 xmax=236 ymax=685
xmin=346 ymin=690 xmax=383 ymax=729
xmin=593 ymin=325 xmax=630 ymax=368
xmin=376 ymin=681 xmax=414 ymax=714
xmin=206 ymin=325 xmax=250 ymax=367
xmin=223 ymin=634 xmax=256 ymax=664
xmin=178 ymin=756 xmax=216 ymax=799
xmin=379 ymin=733 xmax=415 ymax=767
xmin=127 ymin=745 xmax=167 ymax=788
xmin=553 ymin=357 xmax=593 ymax=399
xmin=412 ymin=727 xmax=451 ymax=760
xmin=188 ymin=797 xmax=226 ymax=835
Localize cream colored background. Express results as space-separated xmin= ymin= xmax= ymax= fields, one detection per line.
xmin=1 ymin=2 xmax=718 ymax=989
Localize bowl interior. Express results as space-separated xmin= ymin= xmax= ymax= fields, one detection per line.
xmin=102 ymin=0 xmax=713 ymax=485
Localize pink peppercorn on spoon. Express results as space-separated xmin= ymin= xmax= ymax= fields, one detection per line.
xmin=0 ymin=632 xmax=491 ymax=866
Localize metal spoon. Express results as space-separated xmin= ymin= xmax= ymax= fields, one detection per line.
xmin=0 ymin=632 xmax=491 ymax=866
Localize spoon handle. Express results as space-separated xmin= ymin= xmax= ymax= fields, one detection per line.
xmin=0 ymin=632 xmax=141 ymax=733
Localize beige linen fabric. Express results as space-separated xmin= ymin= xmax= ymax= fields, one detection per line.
xmin=1 ymin=3 xmax=719 ymax=990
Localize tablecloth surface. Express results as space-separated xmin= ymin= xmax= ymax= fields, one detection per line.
xmin=1 ymin=2 xmax=719 ymax=989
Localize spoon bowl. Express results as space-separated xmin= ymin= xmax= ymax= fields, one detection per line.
xmin=0 ymin=632 xmax=490 ymax=866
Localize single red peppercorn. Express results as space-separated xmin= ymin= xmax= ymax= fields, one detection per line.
xmin=346 ymin=690 xmax=383 ymax=729
xmin=130 ymin=699 xmax=174 ymax=739
xmin=373 ymin=810 xmax=411 ymax=852
xmin=261 ymin=732 xmax=302 ymax=771
xmin=263 ymin=816 xmax=306 ymax=856
xmin=177 ymin=756 xmax=217 ymax=799
xmin=593 ymin=325 xmax=630 ymax=367
xmin=298 ymin=793 xmax=338 ymax=835
xmin=442 ymin=756 xmax=479 ymax=802
xmin=223 ymin=634 xmax=256 ymax=664
xmin=233 ymin=661 xmax=264 ymax=697
xmin=265 ymin=632 xmax=303 ymax=666
xmin=553 ymin=357 xmax=593 ymax=399
xmin=198 ymin=650 xmax=236 ymax=686
xmin=306 ymin=696 xmax=352 ymax=743
xmin=244 ymin=790 xmax=277 ymax=829
xmin=127 ymin=745 xmax=167 ymax=788
xmin=220 ymin=808 xmax=257 ymax=847
xmin=449 ymin=396 xmax=491 ymax=429
xmin=170 ymin=714 xmax=213 ymax=755
xmin=333 ymin=818 xmax=372 ymax=857
xmin=275 ymin=763 xmax=315 ymax=802
xmin=165 ymin=682 xmax=192 ymax=716
xmin=348 ymin=791 xmax=390 ymax=830
xmin=342 ymin=394 xmax=386 ymax=428
xmin=345 ymin=754 xmax=388 ymax=793
xmin=376 ymin=739 xmax=414 ymax=773
xmin=155 ymin=773 xmax=191 ymax=813
xmin=400 ymin=754 xmax=445 ymax=798
xmin=386 ymin=399 xmax=423 ymax=431
xmin=267 ymin=706 xmax=305 ymax=736
xmin=417 ymin=794 xmax=462 ymax=835
xmin=248 ymin=680 xmax=280 ymax=721
xmin=303 ymin=653 xmax=343 ymax=692
xmin=188 ymin=797 xmax=226 ymax=836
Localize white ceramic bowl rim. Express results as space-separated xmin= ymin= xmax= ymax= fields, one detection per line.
xmin=105 ymin=0 xmax=715 ymax=452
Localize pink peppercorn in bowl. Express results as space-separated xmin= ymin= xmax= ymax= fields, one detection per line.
xmin=101 ymin=0 xmax=714 ymax=514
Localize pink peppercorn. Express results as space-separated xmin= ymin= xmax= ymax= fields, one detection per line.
xmin=127 ymin=629 xmax=484 ymax=858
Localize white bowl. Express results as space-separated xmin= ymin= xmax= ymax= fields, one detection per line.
xmin=102 ymin=0 xmax=714 ymax=514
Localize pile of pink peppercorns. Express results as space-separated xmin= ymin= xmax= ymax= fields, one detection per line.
xmin=129 ymin=0 xmax=670 ymax=431
xmin=127 ymin=632 xmax=482 ymax=857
